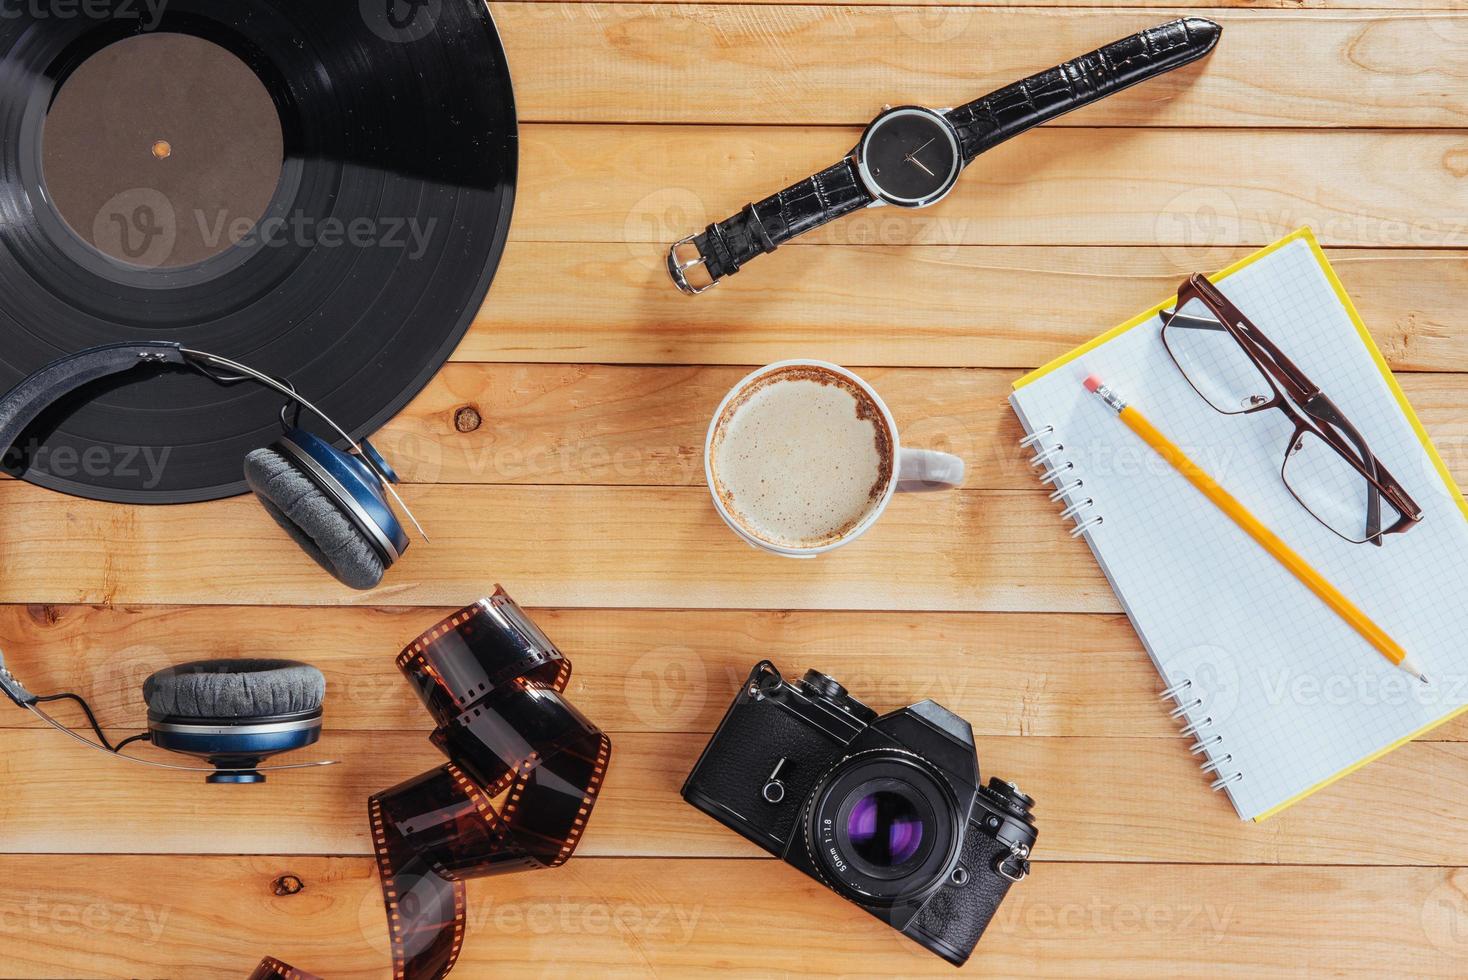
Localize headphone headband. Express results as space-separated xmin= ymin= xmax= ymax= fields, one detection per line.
xmin=0 ymin=342 xmax=186 ymax=462
xmin=0 ymin=342 xmax=426 ymax=540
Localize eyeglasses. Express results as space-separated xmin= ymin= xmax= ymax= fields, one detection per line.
xmin=1160 ymin=274 xmax=1423 ymax=546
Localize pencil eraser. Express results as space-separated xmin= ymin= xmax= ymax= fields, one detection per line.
xmin=1083 ymin=374 xmax=1103 ymax=393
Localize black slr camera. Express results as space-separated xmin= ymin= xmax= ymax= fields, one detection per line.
xmin=683 ymin=661 xmax=1037 ymax=967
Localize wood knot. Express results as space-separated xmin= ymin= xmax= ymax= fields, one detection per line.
xmin=271 ymin=874 xmax=305 ymax=896
xmin=1444 ymin=145 xmax=1468 ymax=180
xmin=25 ymin=604 xmax=61 ymax=628
xmin=454 ymin=406 xmax=483 ymax=433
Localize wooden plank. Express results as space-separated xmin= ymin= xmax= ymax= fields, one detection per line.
xmin=0 ymin=482 xmax=1114 ymax=610
xmin=379 ymin=364 xmax=1018 ymax=488
xmin=5 ymin=605 xmax=1465 ymax=740
xmin=374 ymin=365 xmax=1468 ymax=488
xmin=517 ymin=125 xmax=1468 ymax=247
xmin=462 ymin=244 xmax=1468 ymax=369
xmin=0 ymin=606 xmax=1155 ymax=735
xmin=494 ymin=5 xmax=1468 ymax=128
xmin=3 ymin=855 xmax=1465 ymax=977
xmin=6 ymin=472 xmax=1468 ymax=612
xmin=5 ymin=729 xmax=1468 ymax=865
xmin=528 ymin=0 xmax=1468 ymax=8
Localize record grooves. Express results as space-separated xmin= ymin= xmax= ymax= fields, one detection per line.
xmin=0 ymin=0 xmax=517 ymax=502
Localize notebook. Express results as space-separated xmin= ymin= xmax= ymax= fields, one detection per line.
xmin=1009 ymin=228 xmax=1468 ymax=821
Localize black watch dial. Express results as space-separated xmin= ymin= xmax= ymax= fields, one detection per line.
xmin=857 ymin=107 xmax=961 ymax=208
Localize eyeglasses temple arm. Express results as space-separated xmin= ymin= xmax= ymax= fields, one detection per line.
xmin=1184 ymin=275 xmax=1319 ymax=402
xmin=1305 ymin=391 xmax=1426 ymax=534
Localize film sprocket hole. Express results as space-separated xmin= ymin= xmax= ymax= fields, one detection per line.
xmin=682 ymin=660 xmax=1037 ymax=967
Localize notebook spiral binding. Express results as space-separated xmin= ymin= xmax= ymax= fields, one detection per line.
xmin=1019 ymin=426 xmax=1103 ymax=538
xmin=1022 ymin=427 xmax=1245 ymax=794
xmin=1158 ymin=678 xmax=1244 ymax=791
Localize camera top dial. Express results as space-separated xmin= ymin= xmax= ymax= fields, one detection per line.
xmin=799 ymin=669 xmax=878 ymax=724
xmin=799 ymin=670 xmax=848 ymax=700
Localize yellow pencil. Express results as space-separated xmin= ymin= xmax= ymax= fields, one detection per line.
xmin=1083 ymin=374 xmax=1428 ymax=684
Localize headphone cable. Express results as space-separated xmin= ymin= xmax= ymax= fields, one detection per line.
xmin=32 ymin=691 xmax=145 ymax=753
xmin=112 ymin=732 xmax=152 ymax=753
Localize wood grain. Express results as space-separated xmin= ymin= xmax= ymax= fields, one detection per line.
xmin=0 ymin=482 xmax=1114 ymax=610
xmin=7 ymin=2 xmax=1468 ymax=976
xmin=522 ymin=0 xmax=1468 ymax=10
xmin=0 ymin=605 xmax=1156 ymax=735
xmin=4 ymin=856 xmax=1466 ymax=978
xmin=372 ymin=365 xmax=1468 ymax=488
xmin=4 ymin=604 xmax=1466 ymax=740
xmin=5 ymin=729 xmax=1467 ymax=865
xmin=460 ymin=244 xmax=1468 ymax=369
xmin=495 ymin=5 xmax=1468 ymax=128
xmin=518 ymin=125 xmax=1468 ymax=247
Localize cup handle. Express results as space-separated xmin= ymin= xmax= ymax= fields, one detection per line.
xmin=896 ymin=448 xmax=965 ymax=493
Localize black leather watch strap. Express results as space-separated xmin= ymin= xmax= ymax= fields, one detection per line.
xmin=669 ymin=157 xmax=872 ymax=292
xmin=945 ymin=17 xmax=1222 ymax=164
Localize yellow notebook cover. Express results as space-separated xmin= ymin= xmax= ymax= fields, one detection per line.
xmin=1009 ymin=228 xmax=1468 ymax=821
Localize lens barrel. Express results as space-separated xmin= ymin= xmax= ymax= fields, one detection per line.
xmin=804 ymin=749 xmax=961 ymax=906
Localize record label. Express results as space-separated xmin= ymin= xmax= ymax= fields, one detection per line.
xmin=43 ymin=32 xmax=284 ymax=269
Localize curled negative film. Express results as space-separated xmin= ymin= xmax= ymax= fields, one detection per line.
xmin=1019 ymin=426 xmax=1103 ymax=538
xmin=247 ymin=958 xmax=321 ymax=980
xmin=369 ymin=588 xmax=612 ymax=979
xmin=1157 ymin=678 xmax=1244 ymax=791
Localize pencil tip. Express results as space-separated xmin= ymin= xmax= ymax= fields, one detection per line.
xmin=1400 ymin=656 xmax=1430 ymax=685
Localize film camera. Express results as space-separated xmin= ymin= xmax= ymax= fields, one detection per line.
xmin=683 ymin=661 xmax=1036 ymax=966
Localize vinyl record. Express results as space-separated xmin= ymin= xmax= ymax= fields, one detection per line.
xmin=0 ymin=0 xmax=516 ymax=502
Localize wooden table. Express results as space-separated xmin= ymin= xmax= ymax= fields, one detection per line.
xmin=4 ymin=2 xmax=1468 ymax=976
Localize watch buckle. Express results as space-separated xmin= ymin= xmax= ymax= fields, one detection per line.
xmin=667 ymin=235 xmax=717 ymax=295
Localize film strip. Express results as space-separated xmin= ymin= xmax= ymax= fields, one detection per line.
xmin=1019 ymin=425 xmax=1103 ymax=537
xmin=247 ymin=957 xmax=321 ymax=980
xmin=369 ymin=588 xmax=612 ymax=979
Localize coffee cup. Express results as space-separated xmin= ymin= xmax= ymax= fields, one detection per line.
xmin=704 ymin=359 xmax=965 ymax=557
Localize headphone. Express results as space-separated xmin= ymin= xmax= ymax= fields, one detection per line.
xmin=0 ymin=341 xmax=427 ymax=590
xmin=0 ymin=342 xmax=419 ymax=778
xmin=0 ymin=648 xmax=336 ymax=782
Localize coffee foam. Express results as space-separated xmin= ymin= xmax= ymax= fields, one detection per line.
xmin=710 ymin=365 xmax=894 ymax=550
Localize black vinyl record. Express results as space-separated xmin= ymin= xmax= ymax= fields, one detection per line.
xmin=0 ymin=0 xmax=516 ymax=502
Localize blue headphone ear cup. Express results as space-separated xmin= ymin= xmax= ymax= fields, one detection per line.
xmin=244 ymin=448 xmax=387 ymax=590
xmin=142 ymin=659 xmax=325 ymax=784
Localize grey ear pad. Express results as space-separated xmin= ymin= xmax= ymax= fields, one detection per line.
xmin=143 ymin=659 xmax=326 ymax=720
xmin=243 ymin=447 xmax=387 ymax=591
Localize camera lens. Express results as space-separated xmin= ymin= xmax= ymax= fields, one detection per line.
xmin=847 ymin=790 xmax=926 ymax=866
xmin=805 ymin=751 xmax=959 ymax=906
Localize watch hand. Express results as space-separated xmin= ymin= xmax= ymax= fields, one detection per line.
xmin=907 ymin=155 xmax=936 ymax=177
xmin=907 ymin=138 xmax=935 ymax=159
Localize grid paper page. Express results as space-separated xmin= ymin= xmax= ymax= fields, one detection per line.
xmin=1011 ymin=237 xmax=1468 ymax=820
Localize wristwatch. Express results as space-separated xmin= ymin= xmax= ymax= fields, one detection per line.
xmin=667 ymin=16 xmax=1222 ymax=294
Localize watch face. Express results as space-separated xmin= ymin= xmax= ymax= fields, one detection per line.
xmin=858 ymin=107 xmax=961 ymax=207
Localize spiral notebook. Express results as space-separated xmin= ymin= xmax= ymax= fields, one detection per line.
xmin=1009 ymin=228 xmax=1468 ymax=821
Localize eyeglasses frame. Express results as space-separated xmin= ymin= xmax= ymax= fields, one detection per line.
xmin=1159 ymin=273 xmax=1423 ymax=546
